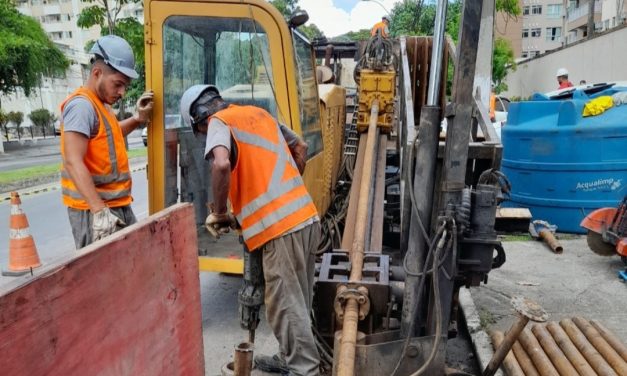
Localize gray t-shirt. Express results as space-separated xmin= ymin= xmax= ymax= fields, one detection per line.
xmin=62 ymin=96 xmax=99 ymax=138
xmin=204 ymin=118 xmax=300 ymax=161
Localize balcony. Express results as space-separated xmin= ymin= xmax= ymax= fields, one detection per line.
xmin=567 ymin=1 xmax=602 ymax=31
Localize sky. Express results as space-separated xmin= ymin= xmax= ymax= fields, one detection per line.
xmin=297 ymin=0 xmax=397 ymax=38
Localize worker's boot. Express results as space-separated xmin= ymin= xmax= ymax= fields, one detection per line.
xmin=254 ymin=353 xmax=289 ymax=374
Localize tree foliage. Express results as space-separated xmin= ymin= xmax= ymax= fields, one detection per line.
xmin=269 ymin=0 xmax=299 ymax=18
xmin=29 ymin=108 xmax=56 ymax=138
xmin=77 ymin=0 xmax=145 ymax=106
xmin=0 ymin=0 xmax=69 ymax=97
xmin=7 ymin=111 xmax=24 ymax=139
xmin=0 ymin=109 xmax=8 ymax=141
xmin=298 ymin=23 xmax=324 ymax=41
xmin=492 ymin=37 xmax=516 ymax=93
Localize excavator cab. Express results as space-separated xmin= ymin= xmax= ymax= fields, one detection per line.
xmin=144 ymin=0 xmax=328 ymax=272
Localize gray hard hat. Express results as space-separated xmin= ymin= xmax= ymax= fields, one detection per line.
xmin=179 ymin=84 xmax=221 ymax=128
xmin=89 ymin=35 xmax=139 ymax=79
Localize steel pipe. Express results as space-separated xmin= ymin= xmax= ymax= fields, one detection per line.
xmin=531 ymin=324 xmax=579 ymax=375
xmin=511 ymin=340 xmax=540 ymax=376
xmin=573 ymin=317 xmax=627 ymax=375
xmin=336 ymin=100 xmax=380 ymax=376
xmin=546 ymin=321 xmax=596 ymax=376
xmin=427 ymin=0 xmax=448 ymax=105
xmin=560 ymin=318 xmax=618 ymax=376
xmin=591 ymin=319 xmax=627 ymax=363
xmin=489 ymin=331 xmax=524 ymax=376
xmin=483 ymin=318 xmax=528 ymax=376
xmin=233 ymin=342 xmax=253 ymax=376
xmin=517 ymin=328 xmax=560 ymax=376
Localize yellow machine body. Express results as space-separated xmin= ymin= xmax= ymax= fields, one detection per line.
xmin=356 ymin=69 xmax=396 ymax=133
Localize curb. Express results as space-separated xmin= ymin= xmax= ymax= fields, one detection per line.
xmin=458 ymin=288 xmax=503 ymax=376
xmin=1 ymin=158 xmax=147 ymax=202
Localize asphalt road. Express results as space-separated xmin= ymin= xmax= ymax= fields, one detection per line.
xmin=0 ymin=133 xmax=144 ymax=172
xmin=0 ymin=168 xmax=149 ymax=269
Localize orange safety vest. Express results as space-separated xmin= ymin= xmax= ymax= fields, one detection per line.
xmin=212 ymin=105 xmax=318 ymax=251
xmin=60 ymin=87 xmax=132 ymax=210
xmin=371 ymin=21 xmax=388 ymax=37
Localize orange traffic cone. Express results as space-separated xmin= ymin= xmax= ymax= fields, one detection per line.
xmin=2 ymin=192 xmax=41 ymax=276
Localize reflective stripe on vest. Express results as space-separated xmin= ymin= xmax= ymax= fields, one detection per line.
xmin=62 ymin=187 xmax=131 ymax=201
xmin=229 ymin=120 xmax=312 ymax=242
xmin=61 ymin=104 xmax=129 ymax=201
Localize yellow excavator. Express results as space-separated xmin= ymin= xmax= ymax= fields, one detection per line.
xmin=143 ymin=0 xmax=505 ymax=374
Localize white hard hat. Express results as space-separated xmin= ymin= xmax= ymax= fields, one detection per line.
xmin=89 ymin=35 xmax=138 ymax=79
xmin=556 ymin=68 xmax=569 ymax=77
xmin=179 ymin=84 xmax=221 ymax=128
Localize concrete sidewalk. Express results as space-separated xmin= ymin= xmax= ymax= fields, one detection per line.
xmin=461 ymin=236 xmax=627 ymax=373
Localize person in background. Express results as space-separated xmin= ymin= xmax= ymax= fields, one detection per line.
xmin=180 ymin=85 xmax=322 ymax=376
xmin=580 ymin=80 xmax=587 ymax=85
xmin=60 ymin=35 xmax=154 ymax=248
xmin=371 ymin=15 xmax=390 ymax=38
xmin=556 ymin=68 xmax=574 ymax=89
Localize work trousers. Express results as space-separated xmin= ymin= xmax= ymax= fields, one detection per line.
xmin=67 ymin=205 xmax=137 ymax=249
xmin=262 ymin=221 xmax=321 ymax=376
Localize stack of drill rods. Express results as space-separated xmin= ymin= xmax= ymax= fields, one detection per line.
xmin=490 ymin=317 xmax=627 ymax=375
xmin=336 ymin=100 xmax=380 ymax=376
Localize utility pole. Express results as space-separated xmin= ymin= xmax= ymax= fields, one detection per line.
xmin=587 ymin=0 xmax=595 ymax=38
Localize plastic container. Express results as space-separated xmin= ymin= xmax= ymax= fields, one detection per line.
xmin=502 ymin=83 xmax=627 ymax=233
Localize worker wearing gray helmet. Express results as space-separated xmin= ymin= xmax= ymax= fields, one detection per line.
xmin=180 ymin=84 xmax=321 ymax=376
xmin=60 ymin=35 xmax=154 ymax=248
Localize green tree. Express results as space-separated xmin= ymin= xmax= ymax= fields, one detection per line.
xmin=7 ymin=111 xmax=24 ymax=140
xmin=269 ymin=0 xmax=299 ymax=18
xmin=0 ymin=0 xmax=69 ymax=97
xmin=339 ymin=29 xmax=371 ymax=42
xmin=77 ymin=0 xmax=145 ymax=107
xmin=0 ymin=110 xmax=9 ymax=141
xmin=492 ymin=37 xmax=516 ymax=93
xmin=29 ymin=109 xmax=55 ymax=139
xmin=298 ymin=23 xmax=324 ymax=41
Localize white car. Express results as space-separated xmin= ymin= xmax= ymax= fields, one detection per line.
xmin=141 ymin=127 xmax=148 ymax=146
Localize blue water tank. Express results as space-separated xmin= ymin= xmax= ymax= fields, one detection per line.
xmin=502 ymin=84 xmax=627 ymax=233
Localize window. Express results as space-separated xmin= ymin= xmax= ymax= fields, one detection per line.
xmin=292 ymin=30 xmax=322 ymax=158
xmin=546 ymin=4 xmax=562 ymax=18
xmin=49 ymin=31 xmax=63 ymax=40
xmin=546 ymin=27 xmax=561 ymax=41
xmin=64 ymin=31 xmax=72 ymax=38
xmin=522 ymin=29 xmax=529 ymax=38
xmin=532 ymin=5 xmax=542 ymax=15
xmin=531 ymin=28 xmax=541 ymax=37
xmin=529 ymin=50 xmax=540 ymax=57
xmin=521 ymin=51 xmax=528 ymax=58
xmin=42 ymin=14 xmax=61 ymax=23
xmin=523 ymin=6 xmax=530 ymax=15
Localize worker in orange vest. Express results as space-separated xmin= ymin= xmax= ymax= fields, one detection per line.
xmin=180 ymin=85 xmax=321 ymax=376
xmin=60 ymin=35 xmax=154 ymax=248
xmin=371 ymin=15 xmax=390 ymax=37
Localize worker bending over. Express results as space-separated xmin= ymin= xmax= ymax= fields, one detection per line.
xmin=371 ymin=15 xmax=390 ymax=38
xmin=180 ymin=85 xmax=322 ymax=376
xmin=60 ymin=35 xmax=153 ymax=248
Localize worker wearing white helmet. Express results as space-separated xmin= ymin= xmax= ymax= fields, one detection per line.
xmin=180 ymin=85 xmax=322 ymax=376
xmin=60 ymin=35 xmax=154 ymax=248
xmin=556 ymin=68 xmax=573 ymax=89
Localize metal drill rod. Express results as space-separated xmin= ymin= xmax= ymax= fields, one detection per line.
xmin=427 ymin=0 xmax=448 ymax=106
xmin=337 ymin=100 xmax=380 ymax=376
xmin=482 ymin=316 xmax=529 ymax=376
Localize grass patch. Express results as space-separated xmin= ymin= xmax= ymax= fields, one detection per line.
xmin=127 ymin=147 xmax=147 ymax=159
xmin=500 ymin=234 xmax=533 ymax=242
xmin=0 ymin=163 xmax=61 ymax=185
xmin=479 ymin=309 xmax=496 ymax=330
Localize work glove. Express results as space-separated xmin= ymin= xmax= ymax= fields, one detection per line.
xmin=205 ymin=212 xmax=237 ymax=239
xmin=92 ymin=207 xmax=126 ymax=241
xmin=134 ymin=91 xmax=154 ymax=123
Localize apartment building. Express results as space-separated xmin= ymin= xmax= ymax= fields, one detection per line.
xmin=565 ymin=0 xmax=627 ymax=42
